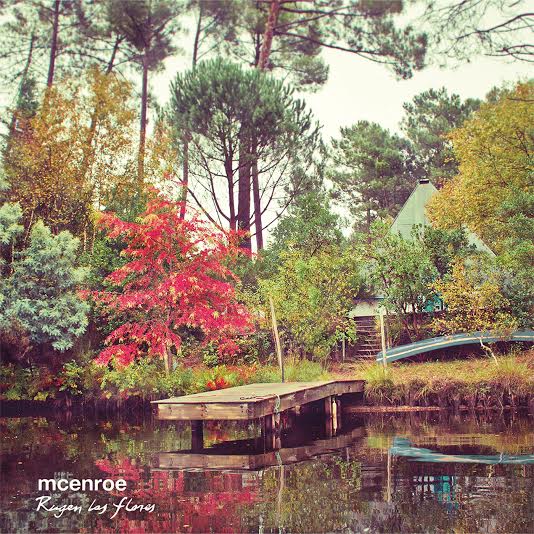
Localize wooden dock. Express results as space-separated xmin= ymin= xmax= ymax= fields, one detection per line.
xmin=153 ymin=380 xmax=364 ymax=420
xmin=153 ymin=380 xmax=364 ymax=451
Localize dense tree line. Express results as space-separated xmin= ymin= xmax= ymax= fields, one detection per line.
xmin=0 ymin=1 xmax=531 ymax=397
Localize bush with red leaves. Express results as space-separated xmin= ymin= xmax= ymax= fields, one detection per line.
xmin=89 ymin=193 xmax=253 ymax=369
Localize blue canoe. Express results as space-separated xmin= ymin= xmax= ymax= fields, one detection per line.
xmin=376 ymin=330 xmax=534 ymax=363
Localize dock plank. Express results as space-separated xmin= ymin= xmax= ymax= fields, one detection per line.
xmin=153 ymin=380 xmax=364 ymax=421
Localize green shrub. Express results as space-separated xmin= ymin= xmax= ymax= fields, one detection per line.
xmin=201 ymin=343 xmax=219 ymax=368
xmin=235 ymin=331 xmax=271 ymax=365
xmin=156 ymin=366 xmax=194 ymax=397
xmin=57 ymin=360 xmax=84 ymax=396
xmin=362 ymin=364 xmax=394 ymax=404
xmin=99 ymin=359 xmax=162 ymax=399
xmin=1 ymin=364 xmax=31 ymax=400
xmin=250 ymin=359 xmax=329 ymax=383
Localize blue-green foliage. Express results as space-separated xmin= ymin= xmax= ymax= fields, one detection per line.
xmin=0 ymin=202 xmax=24 ymax=309
xmin=0 ymin=220 xmax=89 ymax=351
xmin=0 ymin=203 xmax=23 ymax=244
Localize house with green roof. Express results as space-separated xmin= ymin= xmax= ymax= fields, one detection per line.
xmin=347 ymin=178 xmax=494 ymax=358
xmin=350 ymin=178 xmax=493 ymax=320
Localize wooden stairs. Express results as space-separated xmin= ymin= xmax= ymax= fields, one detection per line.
xmin=351 ymin=317 xmax=381 ymax=360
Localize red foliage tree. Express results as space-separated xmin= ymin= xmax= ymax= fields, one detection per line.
xmin=91 ymin=194 xmax=252 ymax=371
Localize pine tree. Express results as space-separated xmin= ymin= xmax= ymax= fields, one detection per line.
xmin=168 ymin=58 xmax=321 ymax=250
xmin=330 ymin=121 xmax=415 ymax=232
xmin=0 ymin=202 xmax=24 ymax=279
xmin=109 ymin=0 xmax=183 ymax=184
xmin=401 ymin=88 xmax=480 ymax=184
xmin=0 ymin=220 xmax=89 ymax=353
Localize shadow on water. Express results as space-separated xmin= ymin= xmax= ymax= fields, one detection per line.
xmin=0 ymin=408 xmax=533 ymax=533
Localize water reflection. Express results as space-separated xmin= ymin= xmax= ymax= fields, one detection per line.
xmin=0 ymin=411 xmax=533 ymax=533
xmin=390 ymin=436 xmax=534 ymax=464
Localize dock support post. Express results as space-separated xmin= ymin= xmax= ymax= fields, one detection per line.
xmin=324 ymin=396 xmax=341 ymax=437
xmin=274 ymin=413 xmax=281 ymax=450
xmin=332 ymin=397 xmax=338 ymax=433
xmin=191 ymin=420 xmax=204 ymax=452
xmin=262 ymin=414 xmax=277 ymax=451
xmin=324 ymin=396 xmax=333 ymax=437
xmin=324 ymin=396 xmax=332 ymax=417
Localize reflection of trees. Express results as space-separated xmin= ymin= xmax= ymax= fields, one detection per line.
xmin=91 ymin=467 xmax=261 ymax=533
xmin=361 ymin=411 xmax=534 ymax=454
xmin=1 ymin=414 xmax=533 ymax=533
xmin=355 ymin=412 xmax=534 ymax=533
xmin=378 ymin=461 xmax=534 ymax=533
xmin=242 ymin=456 xmax=364 ymax=533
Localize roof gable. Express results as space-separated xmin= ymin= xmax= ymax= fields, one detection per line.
xmin=390 ymin=179 xmax=438 ymax=239
xmin=390 ymin=179 xmax=494 ymax=255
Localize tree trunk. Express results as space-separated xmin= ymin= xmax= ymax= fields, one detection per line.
xmin=106 ymin=36 xmax=122 ymax=74
xmin=80 ymin=110 xmax=98 ymax=193
xmin=192 ymin=3 xmax=203 ymax=67
xmin=179 ymin=135 xmax=189 ymax=220
xmin=181 ymin=5 xmax=203 ymax=221
xmin=177 ymin=11 xmax=202 ymax=221
xmin=47 ymin=0 xmax=60 ymax=87
xmin=252 ymin=147 xmax=263 ymax=250
xmin=258 ymin=0 xmax=281 ymax=69
xmin=249 ymin=0 xmax=281 ymax=248
xmin=164 ymin=347 xmax=172 ymax=375
xmin=138 ymin=58 xmax=149 ymax=185
xmin=237 ymin=141 xmax=252 ymax=250
xmin=9 ymin=33 xmax=35 ymax=137
xmin=225 ymin=155 xmax=236 ymax=231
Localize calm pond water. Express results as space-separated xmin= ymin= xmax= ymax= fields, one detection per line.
xmin=0 ymin=410 xmax=533 ymax=533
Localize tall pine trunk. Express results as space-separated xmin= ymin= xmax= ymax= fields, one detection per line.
xmin=9 ymin=33 xmax=35 ymax=137
xmin=258 ymin=0 xmax=281 ymax=69
xmin=179 ymin=134 xmax=189 ymax=220
xmin=180 ymin=8 xmax=203 ymax=220
xmin=47 ymin=0 xmax=60 ymax=87
xmin=192 ymin=3 xmax=203 ymax=67
xmin=252 ymin=146 xmax=263 ymax=250
xmin=251 ymin=0 xmax=282 ymax=250
xmin=225 ymin=154 xmax=236 ymax=230
xmin=138 ymin=58 xmax=149 ymax=185
xmin=237 ymin=141 xmax=252 ymax=250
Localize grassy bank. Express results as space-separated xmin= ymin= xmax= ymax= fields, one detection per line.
xmin=0 ymin=357 xmax=329 ymax=405
xmin=348 ymin=350 xmax=534 ymax=410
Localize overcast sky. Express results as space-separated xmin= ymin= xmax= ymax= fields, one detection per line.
xmin=303 ymin=51 xmax=532 ymax=140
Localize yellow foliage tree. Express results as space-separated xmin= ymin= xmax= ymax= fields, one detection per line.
xmin=259 ymin=248 xmax=361 ymax=361
xmin=4 ymin=67 xmax=138 ymax=245
xmin=427 ymin=81 xmax=533 ymax=253
xmin=432 ymin=261 xmax=517 ymax=361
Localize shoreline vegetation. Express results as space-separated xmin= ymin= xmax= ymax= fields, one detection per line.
xmin=2 ymin=349 xmax=532 ymax=416
xmin=349 ymin=349 xmax=534 ymax=412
